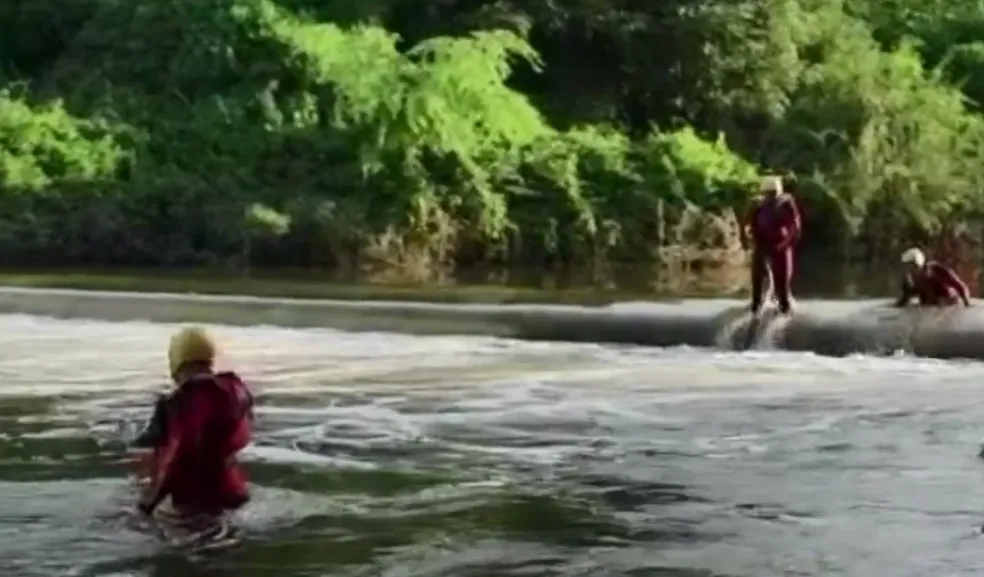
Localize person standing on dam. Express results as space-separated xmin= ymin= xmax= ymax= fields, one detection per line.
xmin=894 ymin=247 xmax=972 ymax=307
xmin=740 ymin=175 xmax=803 ymax=315
xmin=134 ymin=326 xmax=255 ymax=521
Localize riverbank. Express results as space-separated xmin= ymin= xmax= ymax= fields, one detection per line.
xmin=0 ymin=270 xmax=680 ymax=306
xmin=6 ymin=0 xmax=984 ymax=288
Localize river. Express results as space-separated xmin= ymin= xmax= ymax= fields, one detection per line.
xmin=1 ymin=314 xmax=983 ymax=577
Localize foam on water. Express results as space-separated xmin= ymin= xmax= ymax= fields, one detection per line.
xmin=0 ymin=314 xmax=983 ymax=576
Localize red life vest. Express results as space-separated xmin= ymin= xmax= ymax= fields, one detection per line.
xmin=152 ymin=371 xmax=254 ymax=514
xmin=906 ymin=263 xmax=964 ymax=306
xmin=749 ymin=195 xmax=801 ymax=248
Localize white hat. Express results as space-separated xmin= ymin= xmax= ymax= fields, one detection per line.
xmin=760 ymin=176 xmax=783 ymax=194
xmin=900 ymin=247 xmax=925 ymax=267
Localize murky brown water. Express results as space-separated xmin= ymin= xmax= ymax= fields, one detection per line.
xmin=0 ymin=314 xmax=983 ymax=577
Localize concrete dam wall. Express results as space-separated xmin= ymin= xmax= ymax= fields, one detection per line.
xmin=0 ymin=287 xmax=980 ymax=360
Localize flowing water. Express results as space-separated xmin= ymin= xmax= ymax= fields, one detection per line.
xmin=2 ymin=314 xmax=984 ymax=576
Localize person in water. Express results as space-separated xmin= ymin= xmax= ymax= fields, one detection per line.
xmin=894 ymin=247 xmax=972 ymax=307
xmin=136 ymin=326 xmax=254 ymax=518
xmin=740 ymin=175 xmax=803 ymax=315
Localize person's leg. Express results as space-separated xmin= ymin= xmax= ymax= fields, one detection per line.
xmin=750 ymin=248 xmax=768 ymax=313
xmin=772 ymin=248 xmax=794 ymax=313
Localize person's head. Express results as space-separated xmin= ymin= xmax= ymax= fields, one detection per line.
xmin=168 ymin=326 xmax=216 ymax=384
xmin=760 ymin=176 xmax=783 ymax=200
xmin=901 ymin=247 xmax=926 ymax=275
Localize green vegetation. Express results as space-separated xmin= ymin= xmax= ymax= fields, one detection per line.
xmin=1 ymin=0 xmax=983 ymax=292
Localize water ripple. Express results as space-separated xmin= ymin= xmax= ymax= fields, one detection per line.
xmin=0 ymin=315 xmax=981 ymax=576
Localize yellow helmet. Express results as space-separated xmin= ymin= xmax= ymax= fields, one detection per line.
xmin=168 ymin=326 xmax=217 ymax=377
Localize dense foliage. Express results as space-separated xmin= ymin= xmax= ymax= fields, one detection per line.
xmin=1 ymin=0 xmax=982 ymax=286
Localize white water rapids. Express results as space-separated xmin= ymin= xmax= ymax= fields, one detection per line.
xmin=0 ymin=315 xmax=981 ymax=576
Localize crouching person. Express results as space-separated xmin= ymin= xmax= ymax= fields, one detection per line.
xmin=895 ymin=247 xmax=971 ymax=308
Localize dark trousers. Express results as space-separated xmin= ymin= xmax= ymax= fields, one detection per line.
xmin=751 ymin=247 xmax=794 ymax=313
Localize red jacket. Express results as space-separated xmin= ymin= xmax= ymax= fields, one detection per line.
xmin=896 ymin=262 xmax=971 ymax=306
xmin=745 ymin=194 xmax=801 ymax=250
xmin=147 ymin=372 xmax=253 ymax=515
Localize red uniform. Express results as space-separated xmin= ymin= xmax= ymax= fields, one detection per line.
xmin=745 ymin=194 xmax=802 ymax=313
xmin=896 ymin=262 xmax=971 ymax=307
xmin=145 ymin=372 xmax=253 ymax=516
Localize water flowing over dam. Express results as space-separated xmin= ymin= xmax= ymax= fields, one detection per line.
xmin=1 ymin=310 xmax=984 ymax=577
xmin=0 ymin=287 xmax=983 ymax=360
